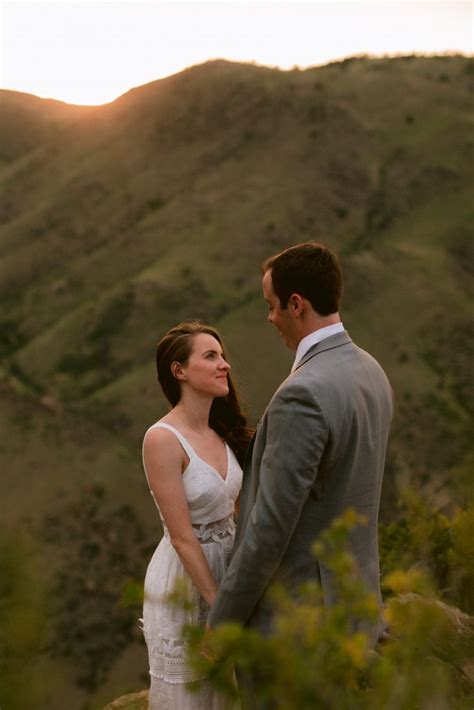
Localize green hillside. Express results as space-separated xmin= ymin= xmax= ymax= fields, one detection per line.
xmin=0 ymin=55 xmax=472 ymax=709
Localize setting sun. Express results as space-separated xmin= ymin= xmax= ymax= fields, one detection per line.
xmin=1 ymin=0 xmax=472 ymax=105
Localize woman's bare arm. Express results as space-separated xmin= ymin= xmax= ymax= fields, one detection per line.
xmin=143 ymin=427 xmax=218 ymax=606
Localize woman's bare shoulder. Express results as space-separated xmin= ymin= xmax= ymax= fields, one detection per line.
xmin=143 ymin=423 xmax=183 ymax=462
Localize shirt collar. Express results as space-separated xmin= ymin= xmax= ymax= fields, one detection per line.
xmin=291 ymin=322 xmax=345 ymax=372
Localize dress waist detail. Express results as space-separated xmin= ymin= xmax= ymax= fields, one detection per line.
xmin=162 ymin=515 xmax=235 ymax=544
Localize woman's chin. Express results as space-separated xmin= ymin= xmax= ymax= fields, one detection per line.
xmin=216 ymin=384 xmax=229 ymax=397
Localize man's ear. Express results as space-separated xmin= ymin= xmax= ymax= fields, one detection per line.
xmin=171 ymin=361 xmax=187 ymax=381
xmin=289 ymin=293 xmax=304 ymax=314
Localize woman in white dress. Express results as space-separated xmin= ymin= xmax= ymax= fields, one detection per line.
xmin=141 ymin=322 xmax=252 ymax=710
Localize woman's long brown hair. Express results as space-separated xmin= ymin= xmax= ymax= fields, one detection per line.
xmin=155 ymin=322 xmax=253 ymax=466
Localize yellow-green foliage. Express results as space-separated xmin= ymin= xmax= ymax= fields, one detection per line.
xmin=379 ymin=490 xmax=474 ymax=613
xmin=181 ymin=509 xmax=473 ymax=709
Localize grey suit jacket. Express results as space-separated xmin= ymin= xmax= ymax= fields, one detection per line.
xmin=208 ymin=331 xmax=393 ymax=643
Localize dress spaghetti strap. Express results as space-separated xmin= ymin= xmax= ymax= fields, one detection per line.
xmin=142 ymin=422 xmax=196 ymax=508
xmin=150 ymin=422 xmax=197 ymax=461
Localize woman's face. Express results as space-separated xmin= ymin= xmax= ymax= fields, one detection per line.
xmin=177 ymin=333 xmax=231 ymax=398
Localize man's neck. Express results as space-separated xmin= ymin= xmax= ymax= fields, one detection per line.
xmin=297 ymin=312 xmax=341 ymax=345
xmin=291 ymin=320 xmax=345 ymax=371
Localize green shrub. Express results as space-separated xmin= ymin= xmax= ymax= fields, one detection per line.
xmin=379 ymin=490 xmax=474 ymax=613
xmin=179 ymin=508 xmax=474 ymax=709
xmin=42 ymin=485 xmax=152 ymax=690
xmin=0 ymin=319 xmax=26 ymax=356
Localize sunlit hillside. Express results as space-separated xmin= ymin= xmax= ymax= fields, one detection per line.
xmin=0 ymin=55 xmax=472 ymax=709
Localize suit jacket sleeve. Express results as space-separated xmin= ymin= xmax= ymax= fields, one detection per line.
xmin=207 ymin=381 xmax=329 ymax=626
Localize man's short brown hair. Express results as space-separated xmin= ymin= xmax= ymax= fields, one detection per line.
xmin=262 ymin=241 xmax=343 ymax=316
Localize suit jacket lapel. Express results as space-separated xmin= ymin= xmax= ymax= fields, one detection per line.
xmin=294 ymin=331 xmax=352 ymax=371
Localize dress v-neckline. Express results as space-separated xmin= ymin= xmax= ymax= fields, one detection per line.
xmin=155 ymin=422 xmax=229 ymax=483
xmin=188 ymin=445 xmax=230 ymax=483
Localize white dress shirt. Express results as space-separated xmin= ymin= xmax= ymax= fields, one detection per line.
xmin=291 ymin=322 xmax=345 ymax=372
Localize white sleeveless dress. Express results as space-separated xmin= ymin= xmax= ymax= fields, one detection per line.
xmin=141 ymin=422 xmax=243 ymax=710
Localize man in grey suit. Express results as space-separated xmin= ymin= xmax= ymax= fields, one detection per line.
xmin=208 ymin=242 xmax=393 ymax=650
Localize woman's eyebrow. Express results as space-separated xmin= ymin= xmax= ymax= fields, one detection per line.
xmin=203 ymin=348 xmax=223 ymax=356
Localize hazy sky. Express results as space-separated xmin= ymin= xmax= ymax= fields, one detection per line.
xmin=1 ymin=0 xmax=472 ymax=105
